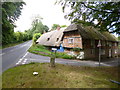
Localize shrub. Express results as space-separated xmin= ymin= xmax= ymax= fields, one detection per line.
xmin=32 ymin=33 xmax=41 ymax=45
xmin=56 ymin=52 xmax=75 ymax=59
xmin=72 ymin=47 xmax=83 ymax=52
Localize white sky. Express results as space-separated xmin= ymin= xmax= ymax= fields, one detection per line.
xmin=14 ymin=0 xmax=71 ymax=32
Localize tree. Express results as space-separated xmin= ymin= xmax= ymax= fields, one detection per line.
xmin=32 ymin=33 xmax=41 ymax=45
xmin=57 ymin=1 xmax=120 ymax=34
xmin=2 ymin=2 xmax=26 ymax=45
xmin=31 ymin=16 xmax=49 ymax=34
xmin=43 ymin=25 xmax=49 ymax=32
xmin=60 ymin=25 xmax=67 ymax=28
xmin=51 ymin=24 xmax=60 ymax=30
xmin=118 ymin=36 xmax=120 ymax=41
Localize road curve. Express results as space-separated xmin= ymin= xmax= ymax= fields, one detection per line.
xmin=2 ymin=40 xmax=32 ymax=72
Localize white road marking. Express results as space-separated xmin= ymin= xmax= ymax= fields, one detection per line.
xmin=16 ymin=63 xmax=19 ymax=65
xmin=26 ymin=44 xmax=32 ymax=51
xmin=95 ymin=62 xmax=111 ymax=66
xmin=0 ymin=53 xmax=5 ymax=56
xmin=22 ymin=62 xmax=25 ymax=64
xmin=19 ymin=59 xmax=23 ymax=62
xmin=16 ymin=52 xmax=28 ymax=65
xmin=23 ymin=52 xmax=28 ymax=58
xmin=23 ymin=59 xmax=27 ymax=63
xmin=100 ymin=63 xmax=111 ymax=66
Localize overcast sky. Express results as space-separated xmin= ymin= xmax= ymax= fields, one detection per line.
xmin=14 ymin=0 xmax=71 ymax=32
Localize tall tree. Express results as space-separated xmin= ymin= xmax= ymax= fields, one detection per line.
xmin=2 ymin=2 xmax=26 ymax=45
xmin=31 ymin=16 xmax=49 ymax=34
xmin=57 ymin=1 xmax=120 ymax=34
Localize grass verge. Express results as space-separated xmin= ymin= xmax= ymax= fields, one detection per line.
xmin=28 ymin=44 xmax=75 ymax=59
xmin=2 ymin=63 xmax=119 ymax=88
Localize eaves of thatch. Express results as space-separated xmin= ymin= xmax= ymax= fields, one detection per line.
xmin=64 ymin=24 xmax=118 ymax=42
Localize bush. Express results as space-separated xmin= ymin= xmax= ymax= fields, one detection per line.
xmin=28 ymin=44 xmax=75 ymax=59
xmin=72 ymin=47 xmax=83 ymax=52
xmin=32 ymin=33 xmax=41 ymax=45
xmin=56 ymin=52 xmax=75 ymax=59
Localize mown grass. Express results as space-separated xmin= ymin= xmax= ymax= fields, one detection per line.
xmin=28 ymin=44 xmax=75 ymax=59
xmin=2 ymin=63 xmax=119 ymax=88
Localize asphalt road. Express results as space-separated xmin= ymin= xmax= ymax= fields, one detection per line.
xmin=1 ymin=40 xmax=119 ymax=73
xmin=15 ymin=51 xmax=120 ymax=67
xmin=2 ymin=40 xmax=32 ymax=72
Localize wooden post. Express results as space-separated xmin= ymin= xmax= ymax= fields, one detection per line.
xmin=50 ymin=52 xmax=55 ymax=67
xmin=50 ymin=48 xmax=57 ymax=67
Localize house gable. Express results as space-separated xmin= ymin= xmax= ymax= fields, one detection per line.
xmin=63 ymin=30 xmax=83 ymax=49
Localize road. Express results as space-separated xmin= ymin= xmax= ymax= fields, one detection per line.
xmin=1 ymin=40 xmax=119 ymax=72
xmin=18 ymin=52 xmax=119 ymax=67
xmin=2 ymin=40 xmax=32 ymax=72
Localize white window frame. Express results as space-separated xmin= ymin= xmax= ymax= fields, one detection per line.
xmin=115 ymin=49 xmax=117 ymax=54
xmin=68 ymin=38 xmax=74 ymax=44
xmin=115 ymin=43 xmax=117 ymax=46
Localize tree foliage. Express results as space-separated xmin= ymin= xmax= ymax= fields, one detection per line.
xmin=57 ymin=1 xmax=120 ymax=34
xmin=51 ymin=24 xmax=67 ymax=31
xmin=2 ymin=2 xmax=49 ymax=46
xmin=60 ymin=25 xmax=67 ymax=28
xmin=51 ymin=24 xmax=60 ymax=30
xmin=31 ymin=16 xmax=49 ymax=34
xmin=32 ymin=33 xmax=41 ymax=45
xmin=2 ymin=2 xmax=26 ymax=45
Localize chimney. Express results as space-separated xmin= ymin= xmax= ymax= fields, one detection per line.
xmin=57 ymin=26 xmax=61 ymax=30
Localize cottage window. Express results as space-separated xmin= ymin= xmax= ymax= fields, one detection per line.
xmin=91 ymin=40 xmax=95 ymax=48
xmin=56 ymin=38 xmax=59 ymax=42
xmin=115 ymin=43 xmax=117 ymax=46
xmin=108 ymin=42 xmax=112 ymax=46
xmin=47 ymin=38 xmax=50 ymax=41
xmin=101 ymin=49 xmax=105 ymax=55
xmin=68 ymin=38 xmax=74 ymax=44
xmin=102 ymin=41 xmax=105 ymax=46
xmin=115 ymin=49 xmax=117 ymax=54
xmin=106 ymin=41 xmax=109 ymax=46
xmin=91 ymin=49 xmax=94 ymax=54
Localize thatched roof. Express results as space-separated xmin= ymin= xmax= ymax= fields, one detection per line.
xmin=101 ymin=32 xmax=118 ymax=41
xmin=64 ymin=24 xmax=118 ymax=42
xmin=36 ymin=29 xmax=65 ymax=47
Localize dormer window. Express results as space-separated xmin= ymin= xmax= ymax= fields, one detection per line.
xmin=56 ymin=38 xmax=59 ymax=42
xmin=47 ymin=38 xmax=50 ymax=41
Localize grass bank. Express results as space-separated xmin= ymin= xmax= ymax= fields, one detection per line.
xmin=28 ymin=44 xmax=75 ymax=59
xmin=2 ymin=63 xmax=119 ymax=88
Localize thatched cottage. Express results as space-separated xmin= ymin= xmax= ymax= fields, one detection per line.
xmin=63 ymin=24 xmax=119 ymax=59
xmin=37 ymin=24 xmax=119 ymax=60
xmin=36 ymin=27 xmax=64 ymax=47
